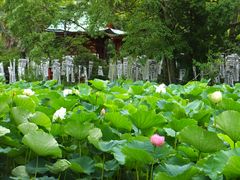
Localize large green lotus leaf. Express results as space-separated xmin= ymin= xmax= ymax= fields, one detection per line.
xmin=64 ymin=120 xmax=94 ymax=140
xmin=36 ymin=106 xmax=55 ymax=118
xmin=18 ymin=122 xmax=38 ymax=135
xmin=43 ymin=80 xmax=58 ymax=88
xmin=60 ymin=97 xmax=78 ymax=110
xmin=88 ymin=128 xmax=102 ymax=140
xmin=0 ymin=136 xmax=21 ymax=147
xmin=141 ymin=96 xmax=160 ymax=109
xmin=197 ymin=148 xmax=240 ymax=180
xmin=13 ymin=95 xmax=36 ymax=112
xmin=122 ymin=140 xmax=174 ymax=159
xmin=90 ymin=79 xmax=108 ymax=91
xmin=130 ymin=110 xmax=166 ymax=130
xmin=29 ymin=111 xmax=51 ymax=131
xmin=129 ymin=85 xmax=144 ymax=95
xmin=218 ymin=134 xmax=234 ymax=149
xmin=88 ymin=139 xmax=126 ymax=152
xmin=78 ymin=83 xmax=92 ymax=97
xmin=121 ymin=146 xmax=154 ymax=168
xmin=183 ymin=81 xmax=208 ymax=96
xmin=80 ymin=101 xmax=98 ymax=112
xmin=47 ymin=159 xmax=71 ymax=174
xmin=185 ymin=100 xmax=204 ymax=115
xmin=22 ymin=130 xmax=62 ymax=158
xmin=168 ymin=84 xmax=184 ymax=96
xmin=70 ymin=156 xmax=95 ymax=175
xmin=191 ymin=109 xmax=212 ymax=124
xmin=177 ymin=145 xmax=198 ymax=161
xmin=112 ymin=146 xmax=125 ymax=165
xmin=0 ymin=94 xmax=11 ymax=105
xmin=11 ymin=107 xmax=32 ymax=125
xmin=0 ymin=125 xmax=10 ymax=136
xmin=110 ymin=85 xmax=128 ymax=93
xmin=50 ymin=124 xmax=64 ymax=136
xmin=157 ymin=100 xmax=186 ymax=119
xmin=105 ymin=112 xmax=132 ymax=131
xmin=0 ymin=147 xmax=12 ymax=154
xmin=99 ymin=124 xmax=120 ymax=141
xmin=38 ymin=91 xmax=62 ymax=109
xmin=104 ymin=159 xmax=119 ymax=171
xmin=169 ymin=118 xmax=197 ymax=132
xmin=26 ymin=158 xmax=49 ymax=174
xmin=216 ymin=110 xmax=240 ymax=142
xmin=87 ymin=92 xmax=106 ymax=106
xmin=68 ymin=111 xmax=97 ymax=123
xmin=223 ymin=156 xmax=240 ymax=179
xmin=123 ymin=104 xmax=137 ymax=114
xmin=114 ymin=93 xmax=130 ymax=100
xmin=219 ymin=98 xmax=240 ymax=112
xmin=179 ymin=125 xmax=225 ymax=153
xmin=0 ymin=101 xmax=9 ymax=114
xmin=112 ymin=98 xmax=125 ymax=108
xmin=12 ymin=165 xmax=29 ymax=178
xmin=155 ymin=165 xmax=198 ymax=180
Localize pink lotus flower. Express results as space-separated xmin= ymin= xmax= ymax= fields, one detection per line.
xmin=150 ymin=134 xmax=165 ymax=147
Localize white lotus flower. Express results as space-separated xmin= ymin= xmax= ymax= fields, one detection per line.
xmin=209 ymin=91 xmax=222 ymax=103
xmin=23 ymin=89 xmax=35 ymax=96
xmin=63 ymin=89 xmax=73 ymax=97
xmin=53 ymin=107 xmax=66 ymax=121
xmin=155 ymin=84 xmax=167 ymax=93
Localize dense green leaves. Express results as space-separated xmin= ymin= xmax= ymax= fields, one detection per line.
xmin=2 ymin=80 xmax=240 ymax=179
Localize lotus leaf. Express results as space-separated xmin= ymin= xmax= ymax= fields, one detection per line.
xmin=216 ymin=110 xmax=240 ymax=142
xmin=179 ymin=125 xmax=225 ymax=153
xmin=22 ymin=130 xmax=62 ymax=158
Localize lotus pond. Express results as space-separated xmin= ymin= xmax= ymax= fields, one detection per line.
xmin=1 ymin=79 xmax=240 ymax=179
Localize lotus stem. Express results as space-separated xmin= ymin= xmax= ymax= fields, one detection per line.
xmin=146 ymin=169 xmax=149 ymax=180
xmin=136 ymin=167 xmax=139 ymax=180
xmin=198 ymin=151 xmax=202 ymax=161
xmin=174 ymin=132 xmax=177 ymax=149
xmin=149 ymin=163 xmax=154 ymax=180
xmin=34 ymin=156 xmax=38 ymax=178
xmin=101 ymin=154 xmax=105 ymax=180
xmin=79 ymin=141 xmax=81 ymax=156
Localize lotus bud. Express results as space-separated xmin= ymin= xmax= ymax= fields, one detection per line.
xmin=209 ymin=91 xmax=222 ymax=104
xmin=150 ymin=134 xmax=165 ymax=147
xmin=100 ymin=108 xmax=106 ymax=116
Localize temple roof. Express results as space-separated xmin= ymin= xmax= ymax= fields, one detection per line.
xmin=46 ymin=16 xmax=125 ymax=37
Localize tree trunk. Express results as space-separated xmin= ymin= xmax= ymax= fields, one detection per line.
xmin=159 ymin=57 xmax=177 ymax=84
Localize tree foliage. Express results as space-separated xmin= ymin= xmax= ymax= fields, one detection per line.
xmin=0 ymin=0 xmax=240 ymax=81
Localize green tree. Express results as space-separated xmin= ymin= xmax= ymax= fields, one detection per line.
xmin=84 ymin=0 xmax=240 ymax=83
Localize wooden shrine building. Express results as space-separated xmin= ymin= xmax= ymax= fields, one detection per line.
xmin=47 ymin=19 xmax=125 ymax=59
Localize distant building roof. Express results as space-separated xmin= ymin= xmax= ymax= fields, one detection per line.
xmin=46 ymin=16 xmax=125 ymax=37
